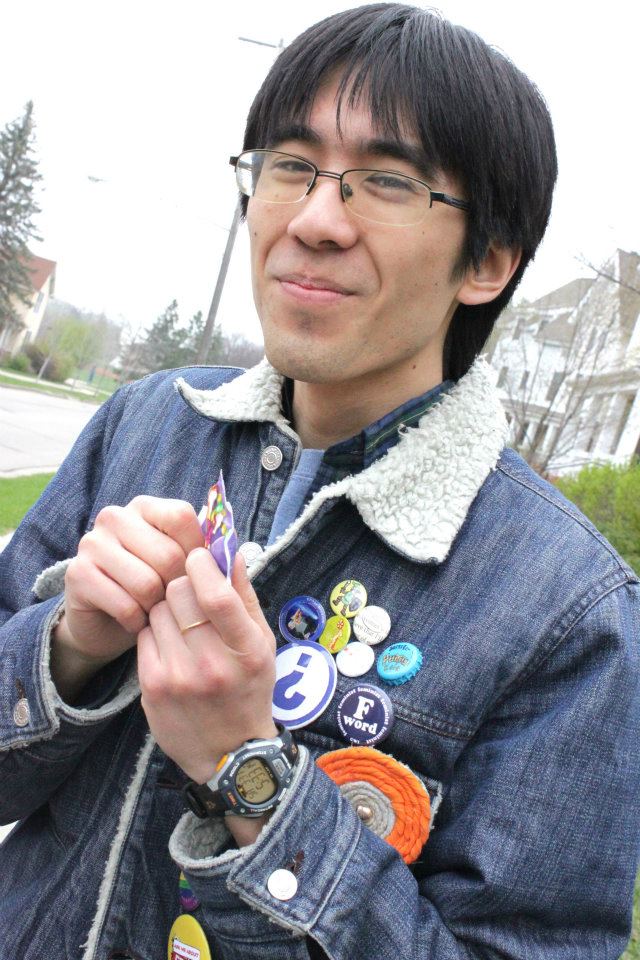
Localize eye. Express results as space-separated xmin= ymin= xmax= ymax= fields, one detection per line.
xmin=363 ymin=172 xmax=418 ymax=194
xmin=269 ymin=158 xmax=313 ymax=179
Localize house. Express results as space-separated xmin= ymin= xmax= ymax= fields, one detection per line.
xmin=488 ymin=250 xmax=640 ymax=475
xmin=0 ymin=254 xmax=57 ymax=356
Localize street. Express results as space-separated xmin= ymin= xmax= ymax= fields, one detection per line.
xmin=0 ymin=385 xmax=98 ymax=476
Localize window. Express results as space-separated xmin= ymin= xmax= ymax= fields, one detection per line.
xmin=497 ymin=366 xmax=508 ymax=388
xmin=520 ymin=370 xmax=529 ymax=391
xmin=609 ymin=394 xmax=636 ymax=454
xmin=586 ymin=424 xmax=601 ymax=453
xmin=546 ymin=372 xmax=563 ymax=402
xmin=33 ymin=291 xmax=44 ymax=313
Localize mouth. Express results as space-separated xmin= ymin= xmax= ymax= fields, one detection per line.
xmin=277 ymin=273 xmax=354 ymax=305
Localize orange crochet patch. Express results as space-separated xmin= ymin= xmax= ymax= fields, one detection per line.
xmin=317 ymin=746 xmax=430 ymax=864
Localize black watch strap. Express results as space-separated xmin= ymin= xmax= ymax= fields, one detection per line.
xmin=183 ymin=726 xmax=297 ymax=819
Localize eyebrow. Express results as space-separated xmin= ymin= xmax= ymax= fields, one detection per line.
xmin=267 ymin=124 xmax=437 ymax=182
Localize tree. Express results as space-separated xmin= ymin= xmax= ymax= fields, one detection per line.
xmin=118 ymin=300 xmax=263 ymax=381
xmin=121 ymin=301 xmax=213 ymax=378
xmin=0 ymin=102 xmax=42 ymax=335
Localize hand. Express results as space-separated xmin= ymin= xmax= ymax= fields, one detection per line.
xmin=56 ymin=496 xmax=204 ymax=671
xmin=138 ymin=548 xmax=277 ymax=786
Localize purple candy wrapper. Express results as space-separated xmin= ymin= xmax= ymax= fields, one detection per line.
xmin=201 ymin=471 xmax=238 ymax=581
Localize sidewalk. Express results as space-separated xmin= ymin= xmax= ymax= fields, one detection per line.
xmin=1 ymin=369 xmax=99 ymax=397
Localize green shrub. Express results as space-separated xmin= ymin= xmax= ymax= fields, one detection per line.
xmin=22 ymin=342 xmax=73 ymax=383
xmin=555 ymin=460 xmax=640 ymax=573
xmin=3 ymin=352 xmax=31 ymax=373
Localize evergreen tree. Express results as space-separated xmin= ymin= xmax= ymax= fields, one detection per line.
xmin=122 ymin=301 xmax=216 ymax=377
xmin=0 ymin=102 xmax=42 ymax=334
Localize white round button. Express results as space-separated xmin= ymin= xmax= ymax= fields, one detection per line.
xmin=353 ymin=606 xmax=391 ymax=646
xmin=239 ymin=541 xmax=264 ymax=567
xmin=14 ymin=698 xmax=30 ymax=727
xmin=336 ymin=641 xmax=375 ymax=677
xmin=261 ymin=445 xmax=283 ymax=471
xmin=267 ymin=868 xmax=298 ymax=901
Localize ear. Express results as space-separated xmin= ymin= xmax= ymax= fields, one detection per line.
xmin=456 ymin=244 xmax=522 ymax=306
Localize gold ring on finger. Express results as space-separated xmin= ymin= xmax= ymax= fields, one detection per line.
xmin=180 ymin=618 xmax=209 ymax=635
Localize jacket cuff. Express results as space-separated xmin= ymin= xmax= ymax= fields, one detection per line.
xmin=170 ymin=745 xmax=374 ymax=943
xmin=0 ymin=593 xmax=139 ymax=750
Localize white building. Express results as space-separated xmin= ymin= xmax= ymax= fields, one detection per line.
xmin=0 ymin=254 xmax=57 ymax=356
xmin=488 ymin=250 xmax=640 ymax=475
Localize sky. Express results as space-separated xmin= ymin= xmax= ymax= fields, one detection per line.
xmin=1 ymin=0 xmax=638 ymax=346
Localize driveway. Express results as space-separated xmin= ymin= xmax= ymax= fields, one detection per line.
xmin=0 ymin=385 xmax=98 ymax=476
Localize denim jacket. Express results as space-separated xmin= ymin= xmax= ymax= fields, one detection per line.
xmin=1 ymin=358 xmax=639 ymax=960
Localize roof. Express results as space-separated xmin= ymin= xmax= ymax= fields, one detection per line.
xmin=25 ymin=254 xmax=56 ymax=293
xmin=529 ymin=277 xmax=594 ymax=312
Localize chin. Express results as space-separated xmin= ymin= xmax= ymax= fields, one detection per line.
xmin=263 ymin=342 xmax=344 ymax=385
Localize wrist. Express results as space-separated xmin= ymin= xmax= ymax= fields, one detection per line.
xmin=184 ymin=725 xmax=298 ymax=822
xmin=226 ymin=810 xmax=273 ymax=847
xmin=51 ymin=615 xmax=116 ymax=702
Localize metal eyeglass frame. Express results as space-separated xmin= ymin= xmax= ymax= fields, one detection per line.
xmin=229 ymin=149 xmax=470 ymax=223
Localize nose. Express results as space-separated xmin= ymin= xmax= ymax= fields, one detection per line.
xmin=286 ymin=175 xmax=359 ymax=250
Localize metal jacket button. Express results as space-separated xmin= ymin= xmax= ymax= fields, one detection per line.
xmin=267 ymin=868 xmax=298 ymax=900
xmin=261 ymin=445 xmax=283 ymax=471
xmin=14 ymin=698 xmax=30 ymax=727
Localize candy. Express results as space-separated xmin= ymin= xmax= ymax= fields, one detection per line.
xmin=201 ymin=471 xmax=238 ymax=581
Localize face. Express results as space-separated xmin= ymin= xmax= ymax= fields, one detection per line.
xmin=247 ymin=76 xmax=470 ymax=390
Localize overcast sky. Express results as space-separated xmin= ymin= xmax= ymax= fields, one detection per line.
xmin=1 ymin=0 xmax=638 ymax=344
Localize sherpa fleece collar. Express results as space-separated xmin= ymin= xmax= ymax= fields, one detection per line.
xmin=176 ymin=357 xmax=508 ymax=565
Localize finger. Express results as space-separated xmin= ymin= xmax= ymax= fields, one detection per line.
xmin=231 ymin=553 xmax=273 ymax=638
xmin=84 ymin=532 xmax=166 ymax=613
xmin=129 ymin=496 xmax=204 ymax=557
xmin=164 ymin=575 xmax=210 ymax=638
xmin=93 ymin=506 xmax=198 ymax=587
xmin=185 ymin=548 xmax=265 ymax=654
xmin=147 ymin=599 xmax=191 ymax=665
xmin=137 ymin=623 xmax=162 ymax=697
xmin=66 ymin=556 xmax=149 ymax=635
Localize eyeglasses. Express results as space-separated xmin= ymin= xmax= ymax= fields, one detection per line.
xmin=229 ymin=149 xmax=470 ymax=227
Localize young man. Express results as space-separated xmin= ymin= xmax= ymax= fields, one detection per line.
xmin=1 ymin=5 xmax=639 ymax=958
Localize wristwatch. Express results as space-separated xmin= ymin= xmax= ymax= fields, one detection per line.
xmin=183 ymin=726 xmax=299 ymax=819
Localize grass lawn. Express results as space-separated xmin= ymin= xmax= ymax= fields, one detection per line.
xmin=0 ymin=473 xmax=55 ymax=535
xmin=623 ymin=876 xmax=640 ymax=958
xmin=0 ymin=371 xmax=110 ymax=404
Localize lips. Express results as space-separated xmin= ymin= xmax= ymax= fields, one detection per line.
xmin=277 ymin=273 xmax=353 ymax=296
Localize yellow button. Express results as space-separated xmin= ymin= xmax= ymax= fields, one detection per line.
xmin=319 ymin=615 xmax=351 ymax=654
xmin=168 ymin=914 xmax=212 ymax=959
xmin=329 ymin=580 xmax=368 ymax=618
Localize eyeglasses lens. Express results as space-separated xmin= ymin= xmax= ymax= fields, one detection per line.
xmin=343 ymin=170 xmax=429 ymax=226
xmin=237 ymin=151 xmax=315 ymax=204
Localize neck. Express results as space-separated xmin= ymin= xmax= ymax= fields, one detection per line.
xmin=291 ymin=360 xmax=444 ymax=450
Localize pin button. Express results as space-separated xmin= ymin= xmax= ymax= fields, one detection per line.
xmin=336 ymin=641 xmax=375 ymax=677
xmin=267 ymin=868 xmax=298 ymax=900
xmin=14 ymin=698 xmax=30 ymax=727
xmin=238 ymin=541 xmax=264 ymax=567
xmin=261 ymin=446 xmax=283 ymax=471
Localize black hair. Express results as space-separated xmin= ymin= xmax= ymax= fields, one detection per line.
xmin=242 ymin=3 xmax=557 ymax=380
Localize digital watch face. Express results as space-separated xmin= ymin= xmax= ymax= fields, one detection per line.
xmin=235 ymin=758 xmax=278 ymax=804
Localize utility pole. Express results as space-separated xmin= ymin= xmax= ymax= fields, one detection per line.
xmin=196 ymin=200 xmax=242 ymax=362
xmin=196 ymin=34 xmax=284 ymax=364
